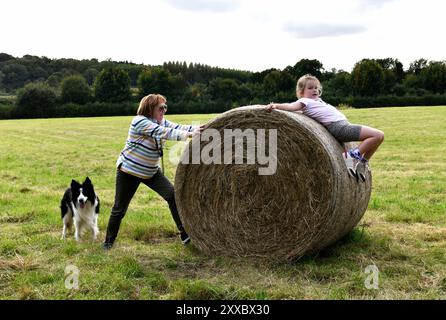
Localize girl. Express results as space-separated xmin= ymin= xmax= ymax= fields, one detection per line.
xmin=266 ymin=74 xmax=384 ymax=181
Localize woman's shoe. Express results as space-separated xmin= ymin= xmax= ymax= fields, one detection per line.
xmin=102 ymin=242 xmax=113 ymax=250
xmin=180 ymin=230 xmax=191 ymax=245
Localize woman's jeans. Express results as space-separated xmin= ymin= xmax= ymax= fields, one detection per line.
xmin=104 ymin=168 xmax=183 ymax=244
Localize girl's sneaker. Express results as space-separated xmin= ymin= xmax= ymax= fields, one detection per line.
xmin=347 ymin=147 xmax=371 ymax=182
xmin=355 ymin=161 xmax=367 ymax=182
xmin=342 ymin=151 xmax=357 ymax=178
xmin=348 ymin=147 xmax=363 ymax=161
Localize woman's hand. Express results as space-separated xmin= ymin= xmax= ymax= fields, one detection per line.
xmin=198 ymin=124 xmax=207 ymax=133
xmin=189 ymin=129 xmax=201 ymax=138
xmin=187 ymin=124 xmax=207 ymax=138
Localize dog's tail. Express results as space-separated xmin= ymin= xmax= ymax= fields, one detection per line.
xmin=95 ymin=196 xmax=100 ymax=214
xmin=60 ymin=188 xmax=72 ymax=218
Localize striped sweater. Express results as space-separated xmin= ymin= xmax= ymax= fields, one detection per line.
xmin=117 ymin=115 xmax=196 ymax=179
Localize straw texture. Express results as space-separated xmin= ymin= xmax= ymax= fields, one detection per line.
xmin=175 ymin=106 xmax=371 ymax=261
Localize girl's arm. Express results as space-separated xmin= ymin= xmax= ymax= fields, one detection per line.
xmin=265 ymin=101 xmax=304 ymax=112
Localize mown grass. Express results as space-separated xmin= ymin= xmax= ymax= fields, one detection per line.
xmin=0 ymin=107 xmax=445 ymax=300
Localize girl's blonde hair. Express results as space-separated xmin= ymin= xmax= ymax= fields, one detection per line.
xmin=296 ymin=74 xmax=323 ymax=98
xmin=137 ymin=94 xmax=166 ymax=117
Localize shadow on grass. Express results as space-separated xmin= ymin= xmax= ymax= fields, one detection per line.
xmin=0 ymin=211 xmax=36 ymax=223
xmin=296 ymin=226 xmax=372 ymax=264
xmin=130 ymin=224 xmax=178 ymax=244
xmin=162 ymin=225 xmax=380 ymax=271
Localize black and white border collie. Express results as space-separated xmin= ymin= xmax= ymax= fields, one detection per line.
xmin=60 ymin=177 xmax=100 ymax=241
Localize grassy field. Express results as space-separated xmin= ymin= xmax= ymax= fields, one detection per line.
xmin=0 ymin=106 xmax=445 ymax=300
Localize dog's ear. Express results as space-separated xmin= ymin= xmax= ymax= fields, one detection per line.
xmin=84 ymin=177 xmax=92 ymax=185
xmin=71 ymin=179 xmax=80 ymax=188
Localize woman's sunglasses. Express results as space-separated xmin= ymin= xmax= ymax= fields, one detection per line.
xmin=158 ymin=104 xmax=168 ymax=111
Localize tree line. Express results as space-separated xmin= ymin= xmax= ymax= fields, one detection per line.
xmin=0 ymin=52 xmax=445 ymax=119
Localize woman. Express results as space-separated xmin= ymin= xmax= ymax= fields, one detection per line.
xmin=103 ymin=94 xmax=202 ymax=249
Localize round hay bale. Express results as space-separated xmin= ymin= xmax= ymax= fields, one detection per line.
xmin=174 ymin=105 xmax=371 ymax=261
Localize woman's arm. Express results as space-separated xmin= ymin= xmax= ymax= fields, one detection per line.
xmin=163 ymin=119 xmax=197 ymax=132
xmin=163 ymin=119 xmax=206 ymax=136
xmin=133 ymin=117 xmax=192 ymax=141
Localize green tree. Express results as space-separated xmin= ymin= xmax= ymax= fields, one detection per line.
xmin=122 ymin=64 xmax=145 ymax=86
xmin=376 ymin=58 xmax=404 ymax=82
xmin=208 ymin=78 xmax=241 ymax=101
xmin=169 ymin=74 xmax=188 ymax=98
xmin=0 ymin=53 xmax=14 ymax=63
xmin=61 ymin=75 xmax=92 ymax=104
xmin=16 ymin=83 xmax=57 ymax=118
xmin=408 ymin=58 xmax=428 ymax=75
xmin=46 ymin=72 xmax=64 ymax=88
xmin=292 ymin=59 xmax=324 ymax=79
xmin=323 ymin=71 xmax=352 ymax=97
xmin=250 ymin=68 xmax=278 ymax=84
xmin=382 ymin=69 xmax=397 ymax=94
xmin=263 ymin=70 xmax=295 ymax=97
xmin=375 ymin=58 xmax=404 ymax=93
xmin=419 ymin=61 xmax=446 ymax=94
xmin=83 ymin=68 xmax=99 ymax=86
xmin=352 ymin=59 xmax=385 ymax=96
xmin=137 ymin=67 xmax=178 ymax=98
xmin=93 ymin=67 xmax=131 ymax=102
xmin=0 ymin=71 xmax=4 ymax=91
xmin=1 ymin=62 xmax=29 ymax=91
xmin=188 ymin=83 xmax=208 ymax=98
xmin=403 ymin=74 xmax=419 ymax=90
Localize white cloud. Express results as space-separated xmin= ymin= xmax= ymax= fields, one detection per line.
xmin=283 ymin=23 xmax=367 ymax=39
xmin=164 ymin=0 xmax=240 ymax=12
xmin=358 ymin=0 xmax=397 ymax=8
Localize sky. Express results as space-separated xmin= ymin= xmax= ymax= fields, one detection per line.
xmin=1 ymin=0 xmax=445 ymax=73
